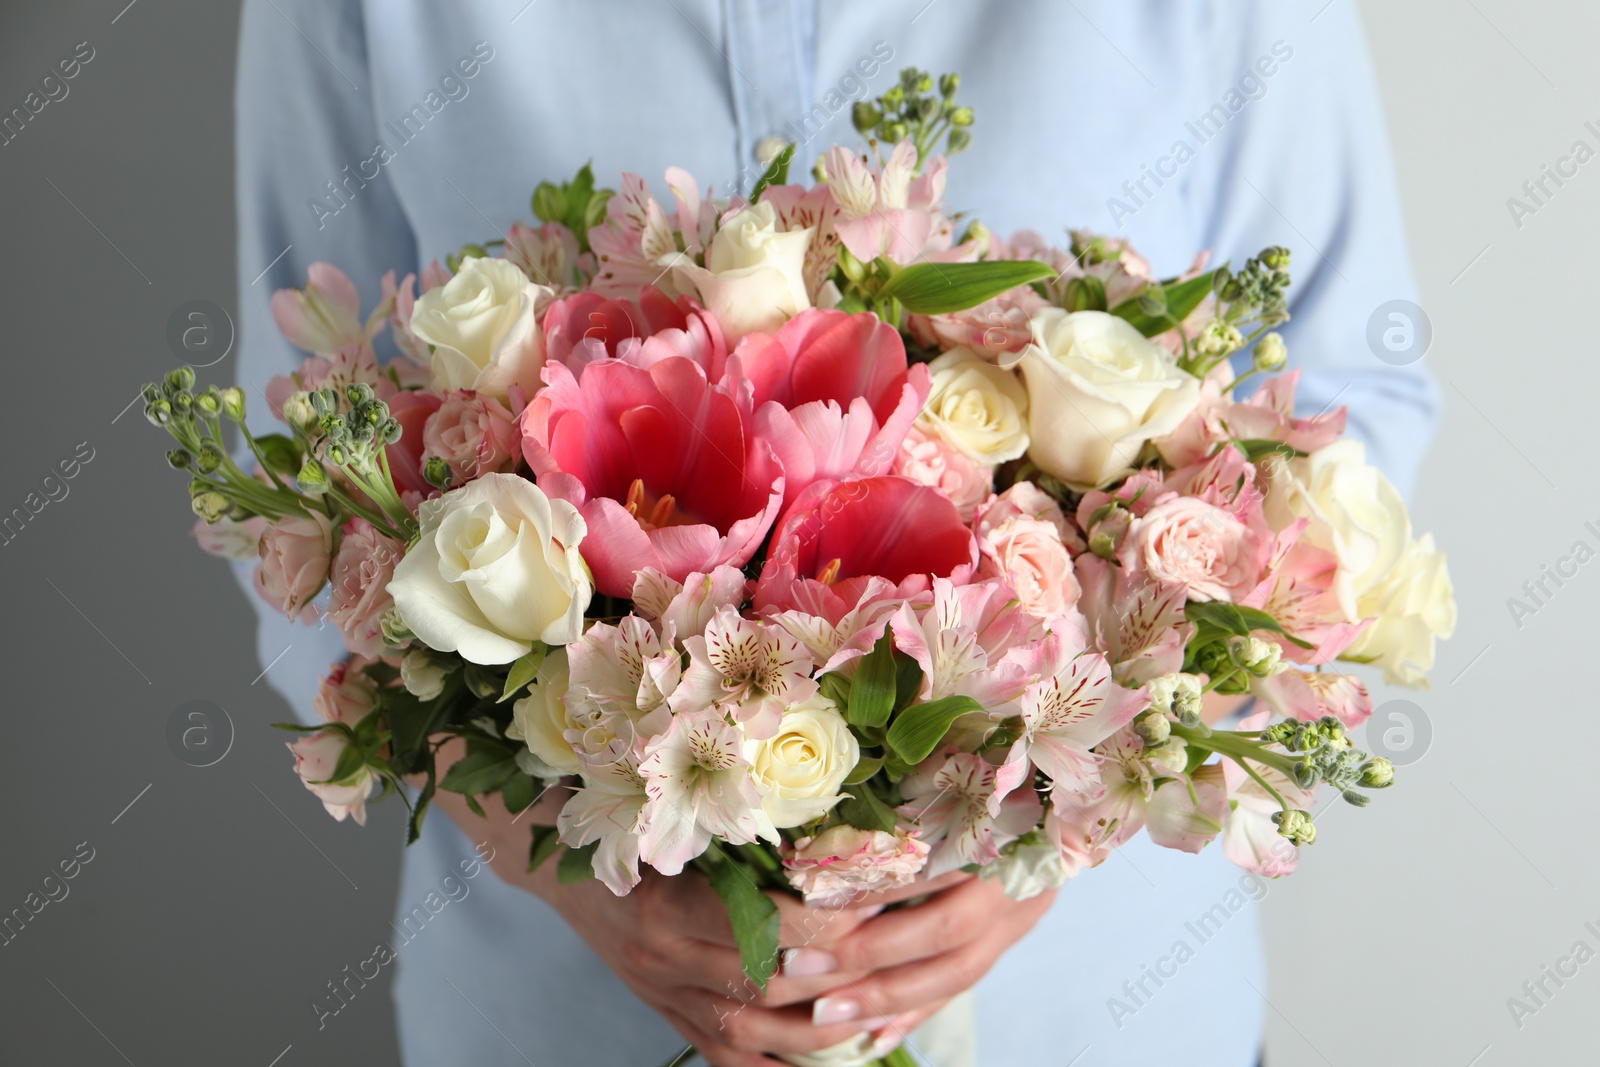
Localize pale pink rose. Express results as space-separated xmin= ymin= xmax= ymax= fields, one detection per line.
xmin=783 ymin=825 xmax=930 ymax=907
xmin=192 ymin=515 xmax=266 ymax=560
xmin=286 ymin=730 xmax=378 ymax=825
xmin=977 ymin=482 xmax=1081 ymax=550
xmin=326 ymin=519 xmax=404 ymax=657
xmin=1126 ymin=496 xmax=1268 ymax=603
xmin=976 ymin=513 xmax=1080 ymax=619
xmin=422 ymin=390 xmax=519 ymax=483
xmin=313 ymin=657 xmax=380 ymax=725
xmin=891 ymin=425 xmax=993 ymax=522
xmin=254 ymin=511 xmax=334 ymax=623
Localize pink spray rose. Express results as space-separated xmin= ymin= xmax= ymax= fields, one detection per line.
xmin=1125 ymin=496 xmax=1269 ymax=603
xmin=286 ymin=730 xmax=378 ymax=825
xmin=891 ymin=425 xmax=993 ymax=523
xmin=382 ymin=389 xmax=444 ymax=500
xmin=422 ymin=390 xmax=519 ymax=483
xmin=313 ymin=657 xmax=380 ymax=726
xmin=783 ymin=825 xmax=931 ymax=907
xmin=254 ymin=511 xmax=334 ymax=623
xmin=326 ymin=519 xmax=404 ymax=658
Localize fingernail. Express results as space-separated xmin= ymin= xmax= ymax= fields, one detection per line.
xmin=855 ymin=1015 xmax=894 ymax=1032
xmin=782 ymin=948 xmax=839 ymax=977
xmin=868 ymin=1015 xmax=918 ymax=1057
xmin=812 ymin=995 xmax=861 ymax=1025
xmin=855 ymin=903 xmax=885 ymax=920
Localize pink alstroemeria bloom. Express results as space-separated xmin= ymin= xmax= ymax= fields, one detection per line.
xmin=756 ymin=475 xmax=978 ymax=615
xmin=1061 ymin=734 xmax=1228 ymax=855
xmin=271 ymin=262 xmax=365 ymax=357
xmin=824 ymin=142 xmax=962 ymax=266
xmin=520 ymin=356 xmax=785 ymax=597
xmin=1242 ymin=527 xmax=1371 ymax=665
xmin=734 ymin=309 xmax=931 ymax=506
xmin=504 ymin=220 xmax=584 ymax=293
xmin=558 ymin=745 xmax=650 ymax=896
xmin=889 ymin=578 xmax=1042 ymax=708
xmin=1220 ymin=727 xmax=1317 ymax=877
xmin=1157 ymin=367 xmax=1347 ymax=469
xmin=565 ymin=615 xmax=681 ymax=728
xmin=1252 ymin=668 xmax=1373 ymax=728
xmin=631 ymin=565 xmax=750 ymax=644
xmin=1075 ymin=555 xmax=1194 ymax=687
xmin=636 ymin=708 xmax=779 ymax=875
xmin=1006 ymin=631 xmax=1149 ymax=801
xmin=672 ymin=607 xmax=817 ymax=739
xmin=542 ymin=287 xmax=727 ymax=380
xmin=898 ymin=750 xmax=1040 ymax=877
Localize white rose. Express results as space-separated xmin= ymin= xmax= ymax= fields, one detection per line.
xmin=979 ymin=834 xmax=1070 ymax=901
xmin=918 ymin=349 xmax=1030 ymax=464
xmin=1263 ymin=440 xmax=1410 ymax=621
xmin=409 ymin=256 xmax=553 ymax=400
xmin=1343 ymin=533 xmax=1455 ymax=687
xmin=506 ymin=648 xmax=580 ymax=775
xmin=678 ymin=201 xmax=813 ymax=342
xmin=745 ymin=695 xmax=859 ymax=828
xmin=389 ymin=473 xmax=592 ymax=664
xmin=1019 ymin=309 xmax=1202 ymax=489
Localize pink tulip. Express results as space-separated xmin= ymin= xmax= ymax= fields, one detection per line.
xmin=383 ymin=389 xmax=444 ymax=499
xmin=520 ymin=357 xmax=785 ymax=597
xmin=757 ymin=475 xmax=977 ymax=613
xmin=542 ymin=287 xmax=727 ymax=380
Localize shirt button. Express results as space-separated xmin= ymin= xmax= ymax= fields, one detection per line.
xmin=754 ymin=135 xmax=787 ymax=165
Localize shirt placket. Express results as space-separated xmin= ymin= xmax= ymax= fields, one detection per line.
xmin=720 ymin=0 xmax=817 ymax=195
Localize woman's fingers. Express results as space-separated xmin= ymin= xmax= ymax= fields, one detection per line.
xmin=812 ymin=888 xmax=1058 ymax=1021
xmin=655 ymin=1004 xmax=787 ymax=1067
xmin=824 ymin=875 xmax=1014 ymax=974
xmin=684 ymin=993 xmax=900 ymax=1058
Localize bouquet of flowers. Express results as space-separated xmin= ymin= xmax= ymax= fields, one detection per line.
xmin=147 ymin=69 xmax=1454 ymax=1067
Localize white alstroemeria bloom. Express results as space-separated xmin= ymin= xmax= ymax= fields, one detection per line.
xmin=636 ymin=709 xmax=778 ymax=875
xmin=674 ymin=608 xmax=817 ymax=739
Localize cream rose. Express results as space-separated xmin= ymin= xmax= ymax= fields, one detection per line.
xmin=506 ymin=648 xmax=580 ymax=775
xmin=745 ymin=695 xmax=859 ymax=828
xmin=1263 ymin=440 xmax=1410 ymax=621
xmin=389 ymin=473 xmax=592 ymax=664
xmin=918 ymin=349 xmax=1030 ymax=464
xmin=678 ymin=201 xmax=813 ymax=342
xmin=1343 ymin=533 xmax=1455 ymax=687
xmin=1019 ymin=309 xmax=1201 ymax=489
xmin=409 ymin=256 xmax=552 ymax=400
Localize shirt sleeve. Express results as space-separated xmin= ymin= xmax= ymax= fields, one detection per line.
xmin=232 ymin=0 xmax=417 ymax=712
xmin=1187 ymin=0 xmax=1440 ymax=500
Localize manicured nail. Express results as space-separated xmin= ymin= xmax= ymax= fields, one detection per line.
xmin=855 ymin=1015 xmax=894 ymax=1032
xmin=855 ymin=903 xmax=885 ymax=919
xmin=782 ymin=948 xmax=839 ymax=977
xmin=812 ymin=995 xmax=861 ymax=1025
xmin=868 ymin=1015 xmax=918 ymax=1057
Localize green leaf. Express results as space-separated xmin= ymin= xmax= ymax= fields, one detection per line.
xmin=527 ymin=826 xmax=563 ymax=873
xmin=439 ymin=743 xmax=521 ymax=795
xmin=836 ymin=784 xmax=899 ymax=833
xmin=749 ymin=143 xmax=796 ymax=202
xmin=843 ymin=754 xmax=885 ymax=785
xmin=406 ymin=766 xmax=435 ymax=844
xmin=706 ymin=857 xmax=782 ymax=991
xmin=877 ymin=260 xmax=1055 ymax=315
xmin=848 ymin=630 xmax=897 ymax=729
xmin=885 ymin=695 xmax=984 ymax=765
xmin=1108 ymin=270 xmax=1217 ymax=336
xmin=499 ymin=644 xmax=548 ymax=703
xmin=893 ymin=654 xmax=925 ymax=715
xmin=557 ymin=841 xmax=600 ymax=884
xmin=1233 ymin=438 xmax=1308 ymax=462
xmin=1183 ymin=601 xmax=1313 ymax=650
xmin=501 ymin=770 xmax=537 ymax=815
xmin=385 ymin=688 xmax=448 ymax=775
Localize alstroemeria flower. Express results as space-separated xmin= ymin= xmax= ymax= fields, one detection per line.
xmin=889 ymin=578 xmax=1041 ymax=708
xmin=566 ymin=615 xmax=681 ymax=729
xmin=271 ymin=262 xmax=366 ymax=357
xmin=558 ymin=745 xmax=650 ymax=895
xmin=673 ymin=607 xmax=818 ymax=738
xmin=1157 ymin=367 xmax=1347 ymax=469
xmin=1060 ymin=733 xmax=1228 ymax=855
xmin=898 ymin=750 xmax=1039 ymax=877
xmin=1075 ymin=554 xmax=1194 ymax=687
xmin=636 ymin=708 xmax=778 ymax=874
xmin=757 ymin=475 xmax=977 ymax=614
xmin=1219 ymin=719 xmax=1317 ymax=877
xmin=824 ymin=141 xmax=960 ymax=266
xmin=1251 ymin=668 xmax=1373 ymax=728
xmin=520 ymin=356 xmax=785 ymax=596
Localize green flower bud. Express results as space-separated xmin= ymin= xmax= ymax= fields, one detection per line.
xmin=1089 ymin=532 xmax=1118 ymax=561
xmin=424 ymin=456 xmax=452 ymax=491
xmin=1358 ymin=757 xmax=1394 ymax=789
xmin=310 ymin=389 xmax=337 ymax=418
xmin=166 ymin=449 xmax=193 ymax=470
xmin=852 ymin=101 xmax=882 ymax=134
xmin=459 ymin=243 xmax=488 ymax=260
xmin=939 ymin=72 xmax=961 ymax=98
xmin=1342 ymin=789 xmax=1371 ymax=808
xmin=380 ymin=417 xmax=402 ymax=445
xmin=296 ymin=460 xmax=330 ymax=496
xmin=193 ymin=387 xmax=223 ymax=418
xmin=380 ymin=608 xmax=415 ymax=648
xmin=836 ymin=244 xmax=867 ymax=284
xmin=194 ymin=443 xmax=224 ymax=475
xmin=1253 ymin=332 xmax=1288 ymax=372
xmin=1134 ymin=711 xmax=1171 ymax=746
xmin=190 ymin=489 xmax=230 ymax=523
xmin=885 ymin=121 xmax=909 ymax=143
xmin=1136 ymin=283 xmax=1168 ymax=317
xmin=1291 ymin=760 xmax=1318 ymax=789
xmin=1261 ymin=721 xmax=1298 ymax=745
xmin=346 ymin=382 xmax=376 ymax=406
xmin=916 ymin=73 xmax=935 ymax=94
xmin=220 ymin=386 xmax=247 ymax=421
xmin=165 ymin=366 xmax=196 ymax=395
xmin=1196 ymin=319 xmax=1245 ymax=359
xmin=146 ymin=398 xmax=174 ymax=426
xmin=1228 ymin=636 xmax=1284 ymax=678
xmin=882 ymin=85 xmax=905 ymax=108
xmin=1064 ymin=275 xmax=1107 ymax=313
xmin=325 ymin=441 xmax=351 ymax=466
xmin=1272 ymin=808 xmax=1316 ymax=846
xmin=142 ymin=383 xmax=162 ymax=406
xmin=1261 ymin=246 xmax=1291 ymax=272
xmin=945 ymin=128 xmax=972 ymax=155
xmin=949 ymin=106 xmax=975 ymax=127
xmin=170 ymin=391 xmax=194 ymax=416
xmin=899 ymin=68 xmax=921 ymax=92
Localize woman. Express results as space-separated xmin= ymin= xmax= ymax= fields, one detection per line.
xmin=235 ymin=2 xmax=1436 ymax=1063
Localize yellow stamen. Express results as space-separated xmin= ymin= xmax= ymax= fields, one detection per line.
xmin=817 ymin=557 xmax=843 ymax=586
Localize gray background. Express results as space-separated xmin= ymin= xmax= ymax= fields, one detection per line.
xmin=0 ymin=2 xmax=1594 ymax=1065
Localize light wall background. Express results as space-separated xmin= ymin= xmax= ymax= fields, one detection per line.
xmin=0 ymin=2 xmax=1594 ymax=1065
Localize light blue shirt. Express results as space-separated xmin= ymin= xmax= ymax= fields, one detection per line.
xmin=234 ymin=2 xmax=1437 ymax=1064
